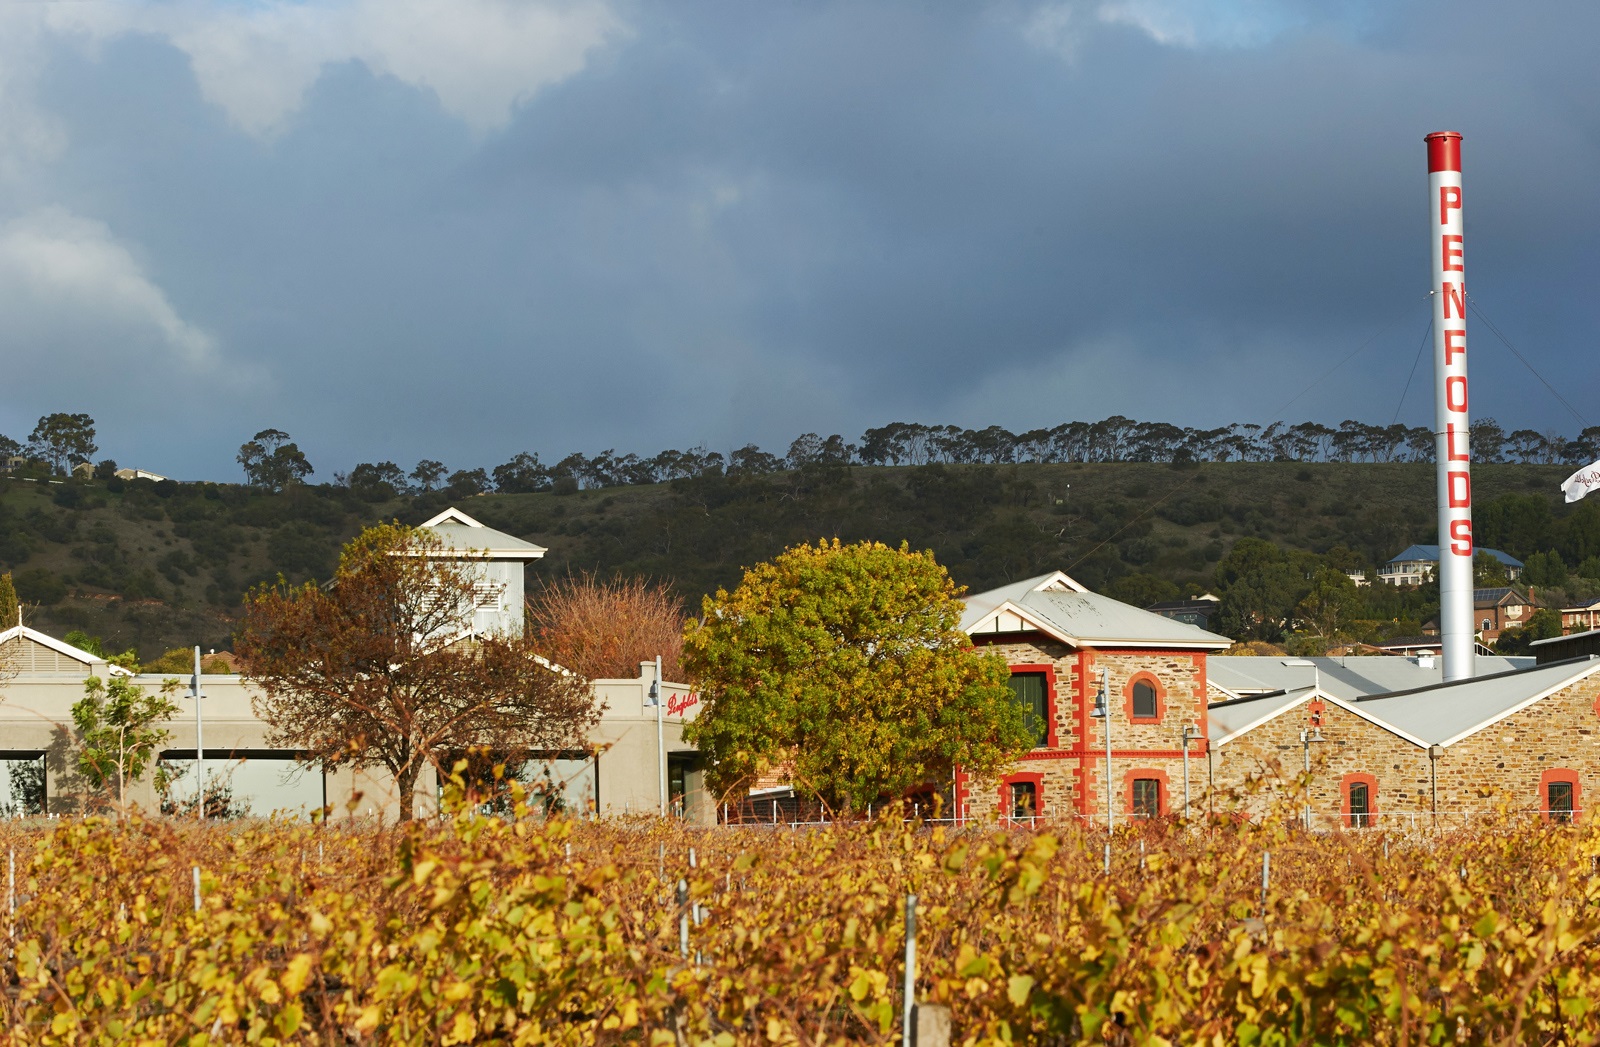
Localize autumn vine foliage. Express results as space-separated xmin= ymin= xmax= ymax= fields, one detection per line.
xmin=6 ymin=794 xmax=1600 ymax=1043
xmin=3 ymin=803 xmax=1600 ymax=1043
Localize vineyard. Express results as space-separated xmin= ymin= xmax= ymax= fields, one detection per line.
xmin=2 ymin=787 xmax=1599 ymax=1045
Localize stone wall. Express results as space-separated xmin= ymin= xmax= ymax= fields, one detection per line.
xmin=965 ymin=636 xmax=1211 ymax=823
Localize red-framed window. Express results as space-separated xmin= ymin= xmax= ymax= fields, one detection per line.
xmin=1341 ymin=773 xmax=1379 ymax=828
xmin=998 ymin=771 xmax=1045 ymax=821
xmin=1123 ymin=671 xmax=1166 ymax=724
xmin=1006 ymin=664 xmax=1058 ymax=749
xmin=1540 ymin=769 xmax=1581 ymax=824
xmin=1122 ymin=768 xmax=1170 ymax=818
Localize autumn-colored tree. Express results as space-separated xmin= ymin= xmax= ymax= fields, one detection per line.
xmin=681 ymin=539 xmax=1031 ymax=815
xmin=236 ymin=525 xmax=601 ymax=820
xmin=526 ymin=573 xmax=686 ymax=680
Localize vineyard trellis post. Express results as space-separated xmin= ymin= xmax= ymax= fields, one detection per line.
xmin=902 ymin=893 xmax=917 ymax=1045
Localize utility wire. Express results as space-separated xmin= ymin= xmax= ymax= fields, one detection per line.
xmin=1391 ymin=317 xmax=1432 ymax=427
xmin=1467 ymin=297 xmax=1590 ymax=429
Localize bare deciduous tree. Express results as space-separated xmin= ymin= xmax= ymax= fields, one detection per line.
xmin=236 ymin=525 xmax=600 ymax=820
xmin=526 ymin=572 xmax=687 ymax=680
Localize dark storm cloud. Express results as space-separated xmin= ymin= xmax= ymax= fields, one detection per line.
xmin=0 ymin=1 xmax=1597 ymax=480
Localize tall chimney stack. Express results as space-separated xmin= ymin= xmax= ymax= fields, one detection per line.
xmin=1427 ymin=131 xmax=1474 ymax=681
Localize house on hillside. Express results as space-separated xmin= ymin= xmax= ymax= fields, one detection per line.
xmin=960 ymin=571 xmax=1233 ymax=822
xmin=1561 ymin=597 xmax=1600 ymax=635
xmin=1144 ymin=595 xmax=1221 ymax=630
xmin=1419 ymin=586 xmax=1538 ymax=644
xmin=1379 ymin=544 xmax=1523 ymax=586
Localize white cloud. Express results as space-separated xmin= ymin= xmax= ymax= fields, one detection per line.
xmin=1097 ymin=0 xmax=1300 ymax=48
xmin=0 ymin=207 xmax=218 ymax=367
xmin=34 ymin=0 xmax=627 ymax=138
xmin=1024 ymin=0 xmax=1302 ymax=56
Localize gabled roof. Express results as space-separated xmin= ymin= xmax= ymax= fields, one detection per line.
xmin=1207 ymin=685 xmax=1430 ymax=748
xmin=1352 ymin=656 xmax=1600 ymax=748
xmin=1208 ymin=654 xmax=1533 ymax=702
xmin=418 ymin=508 xmax=546 ymax=561
xmin=962 ymin=572 xmax=1233 ymax=650
xmin=1388 ymin=544 xmax=1523 ymax=568
xmin=0 ymin=625 xmax=134 ymax=676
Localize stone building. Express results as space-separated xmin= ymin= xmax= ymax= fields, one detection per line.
xmin=958 ymin=571 xmax=1233 ymax=824
xmin=1205 ymin=657 xmax=1600 ymax=827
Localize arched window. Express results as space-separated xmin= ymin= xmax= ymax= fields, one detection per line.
xmin=1123 ymin=673 xmax=1165 ymax=723
xmin=1341 ymin=773 xmax=1379 ymax=829
xmin=1132 ymin=680 xmax=1158 ymax=719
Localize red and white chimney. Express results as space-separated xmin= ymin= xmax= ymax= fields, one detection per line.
xmin=1428 ymin=131 xmax=1474 ymax=681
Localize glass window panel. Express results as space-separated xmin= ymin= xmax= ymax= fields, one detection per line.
xmin=1349 ymin=782 xmax=1370 ymax=828
xmin=1549 ymin=781 xmax=1575 ymax=824
xmin=1007 ymin=673 xmax=1049 ymax=747
xmin=161 ymin=755 xmax=325 ymax=819
xmin=0 ymin=755 xmax=45 ymax=818
xmin=1132 ymin=681 xmax=1158 ymax=719
xmin=1132 ymin=778 xmax=1160 ymax=819
xmin=1010 ymin=781 xmax=1036 ymax=819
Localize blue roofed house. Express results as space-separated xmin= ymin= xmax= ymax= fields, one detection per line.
xmin=1379 ymin=544 xmax=1522 ymax=586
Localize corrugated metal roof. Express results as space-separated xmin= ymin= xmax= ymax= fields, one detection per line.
xmin=1208 ymin=654 xmax=1533 ymax=701
xmin=1208 ymin=686 xmax=1315 ymax=744
xmin=419 ymin=508 xmax=547 ymax=560
xmin=1352 ymin=657 xmax=1600 ymax=747
xmin=962 ymin=576 xmax=1233 ymax=648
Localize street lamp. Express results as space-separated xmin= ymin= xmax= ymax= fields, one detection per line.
xmin=1299 ymin=726 xmax=1326 ymax=829
xmin=190 ymin=646 xmax=206 ymax=822
xmin=1181 ymin=723 xmax=1201 ymax=820
xmin=1088 ymin=668 xmax=1111 ymax=832
xmin=648 ymin=654 xmax=665 ymax=817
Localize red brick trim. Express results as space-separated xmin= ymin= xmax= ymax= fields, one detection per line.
xmin=1123 ymin=671 xmax=1166 ymax=724
xmin=1123 ymin=767 xmax=1170 ymax=819
xmin=1540 ymin=768 xmax=1581 ymax=824
xmin=1008 ymin=663 xmax=1059 ymax=749
xmin=999 ymin=771 xmax=1046 ymax=822
xmin=1340 ymin=772 xmax=1379 ymax=828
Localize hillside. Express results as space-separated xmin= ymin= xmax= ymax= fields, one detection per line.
xmin=0 ymin=461 xmax=1591 ymax=660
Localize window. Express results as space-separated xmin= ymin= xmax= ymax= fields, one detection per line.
xmin=1007 ymin=672 xmax=1049 ymax=747
xmin=1132 ymin=680 xmax=1158 ymax=719
xmin=1348 ymin=783 xmax=1371 ymax=828
xmin=1132 ymin=778 xmax=1160 ymax=819
xmin=1010 ymin=780 xmax=1037 ymax=819
xmin=1482 ymin=618 xmax=1492 ymax=632
xmin=1549 ymin=781 xmax=1575 ymax=824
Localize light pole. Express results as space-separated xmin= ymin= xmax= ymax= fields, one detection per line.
xmin=1181 ymin=723 xmax=1201 ymax=820
xmin=1089 ymin=668 xmax=1112 ymax=832
xmin=191 ymin=646 xmax=205 ymax=821
xmin=1299 ymin=726 xmax=1325 ymax=829
xmin=650 ymin=654 xmax=666 ymax=817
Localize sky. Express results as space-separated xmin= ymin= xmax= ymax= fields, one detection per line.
xmin=0 ymin=0 xmax=1596 ymax=482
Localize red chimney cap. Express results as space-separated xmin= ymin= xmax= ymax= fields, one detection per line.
xmin=1426 ymin=131 xmax=1462 ymax=173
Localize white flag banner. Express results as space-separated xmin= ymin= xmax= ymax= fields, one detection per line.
xmin=1561 ymin=460 xmax=1600 ymax=503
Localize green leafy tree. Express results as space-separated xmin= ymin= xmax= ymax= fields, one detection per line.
xmin=237 ymin=429 xmax=313 ymax=490
xmin=681 ymin=538 xmax=1031 ymax=815
xmin=1294 ymin=567 xmax=1363 ymax=640
xmin=71 ymin=674 xmax=180 ymax=805
xmin=1474 ymin=550 xmax=1511 ymax=587
xmin=27 ymin=413 xmax=97 ymax=476
xmin=1215 ymin=538 xmax=1312 ymax=642
xmin=0 ymin=572 xmax=17 ymax=629
xmin=1495 ymin=607 xmax=1563 ymax=654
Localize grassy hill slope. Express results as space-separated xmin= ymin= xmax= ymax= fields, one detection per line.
xmin=0 ymin=461 xmax=1586 ymax=660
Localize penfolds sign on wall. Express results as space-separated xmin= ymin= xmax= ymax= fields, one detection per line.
xmin=666 ymin=692 xmax=700 ymax=717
